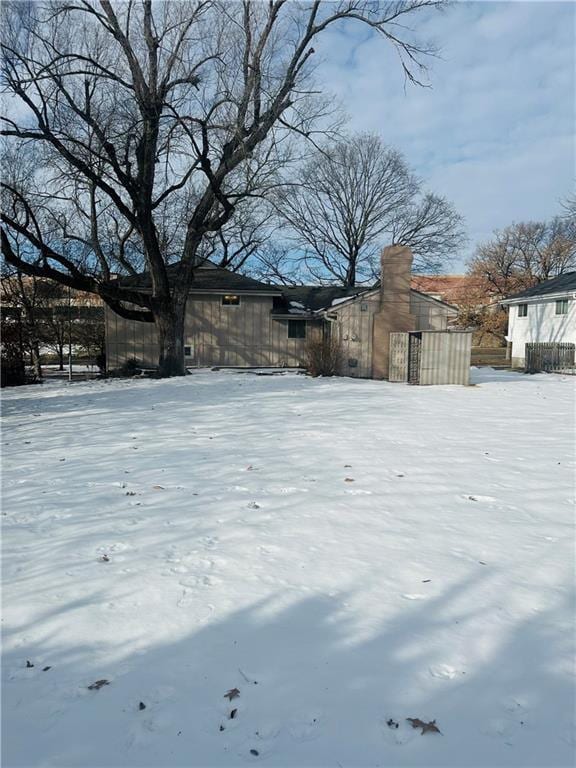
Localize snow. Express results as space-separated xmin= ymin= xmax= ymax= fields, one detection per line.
xmin=2 ymin=368 xmax=575 ymax=768
xmin=287 ymin=301 xmax=308 ymax=315
xmin=331 ymin=296 xmax=354 ymax=306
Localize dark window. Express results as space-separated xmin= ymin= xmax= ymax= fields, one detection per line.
xmin=556 ymin=299 xmax=569 ymax=315
xmin=184 ymin=346 xmax=192 ymax=356
xmin=222 ymin=295 xmax=240 ymax=305
xmin=518 ymin=303 xmax=528 ymax=317
xmin=288 ymin=320 xmax=306 ymax=339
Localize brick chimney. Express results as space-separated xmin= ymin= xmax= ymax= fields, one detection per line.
xmin=372 ymin=245 xmax=416 ymax=379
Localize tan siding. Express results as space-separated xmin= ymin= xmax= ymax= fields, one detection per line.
xmin=410 ymin=292 xmax=457 ymax=330
xmin=332 ymin=293 xmax=380 ymax=378
xmin=106 ymin=294 xmax=320 ymax=370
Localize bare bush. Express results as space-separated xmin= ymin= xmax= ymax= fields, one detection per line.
xmin=305 ymin=333 xmax=342 ymax=377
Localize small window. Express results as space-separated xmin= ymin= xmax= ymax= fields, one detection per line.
xmin=184 ymin=346 xmax=192 ymax=356
xmin=222 ymin=295 xmax=240 ymax=306
xmin=555 ymin=299 xmax=569 ymax=315
xmin=288 ymin=320 xmax=306 ymax=339
xmin=518 ymin=304 xmax=528 ymax=317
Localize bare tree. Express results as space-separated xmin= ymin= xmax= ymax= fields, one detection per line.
xmin=0 ymin=266 xmax=43 ymax=378
xmin=464 ymin=215 xmax=576 ymax=345
xmin=275 ymin=133 xmax=465 ymax=286
xmin=468 ymin=218 xmax=576 ymax=298
xmin=1 ymin=0 xmax=445 ymax=375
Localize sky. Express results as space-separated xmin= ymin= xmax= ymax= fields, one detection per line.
xmin=315 ymin=0 xmax=575 ymax=272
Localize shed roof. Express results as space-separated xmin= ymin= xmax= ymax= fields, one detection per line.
xmin=501 ymin=272 xmax=576 ymax=303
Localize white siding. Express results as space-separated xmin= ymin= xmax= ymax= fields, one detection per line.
xmin=507 ymin=297 xmax=576 ymax=367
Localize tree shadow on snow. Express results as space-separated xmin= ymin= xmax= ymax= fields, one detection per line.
xmin=2 ymin=571 xmax=574 ymax=768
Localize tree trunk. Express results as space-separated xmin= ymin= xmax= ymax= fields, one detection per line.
xmin=58 ymin=344 xmax=64 ymax=371
xmin=155 ymin=303 xmax=186 ymax=377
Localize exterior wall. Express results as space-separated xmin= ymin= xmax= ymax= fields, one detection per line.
xmin=332 ymin=293 xmax=380 ymax=378
xmin=105 ymin=305 xmax=160 ymax=369
xmin=410 ymin=292 xmax=455 ymax=331
xmin=331 ymin=290 xmax=458 ymax=379
xmin=105 ymin=294 xmax=321 ymax=369
xmin=507 ymin=297 xmax=576 ymax=367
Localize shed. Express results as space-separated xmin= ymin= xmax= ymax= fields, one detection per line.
xmin=389 ymin=330 xmax=473 ymax=385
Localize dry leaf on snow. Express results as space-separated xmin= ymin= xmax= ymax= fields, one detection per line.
xmin=406 ymin=718 xmax=442 ymax=735
xmin=224 ymin=688 xmax=240 ymax=701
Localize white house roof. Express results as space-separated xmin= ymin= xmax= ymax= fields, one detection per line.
xmin=501 ymin=272 xmax=576 ymax=304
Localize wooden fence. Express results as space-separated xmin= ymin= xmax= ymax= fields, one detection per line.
xmin=525 ymin=342 xmax=575 ymax=373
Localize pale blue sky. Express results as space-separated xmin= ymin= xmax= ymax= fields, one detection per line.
xmin=315 ymin=0 xmax=575 ymax=271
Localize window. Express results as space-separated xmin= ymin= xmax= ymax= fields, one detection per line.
xmin=288 ymin=320 xmax=306 ymax=339
xmin=518 ymin=303 xmax=528 ymax=317
xmin=222 ymin=294 xmax=240 ymax=306
xmin=556 ymin=299 xmax=569 ymax=315
xmin=184 ymin=346 xmax=192 ymax=356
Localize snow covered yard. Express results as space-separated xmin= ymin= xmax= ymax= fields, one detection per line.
xmin=2 ymin=368 xmax=574 ymax=768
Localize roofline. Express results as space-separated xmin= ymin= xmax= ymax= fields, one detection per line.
xmin=410 ymin=288 xmax=459 ymax=312
xmin=501 ymin=290 xmax=576 ymax=305
xmin=188 ymin=288 xmax=283 ymax=296
xmin=313 ymin=287 xmax=377 ymax=314
xmin=271 ymin=313 xmax=316 ymax=319
xmin=116 ymin=286 xmax=282 ymax=296
xmin=314 ymin=287 xmax=459 ymax=314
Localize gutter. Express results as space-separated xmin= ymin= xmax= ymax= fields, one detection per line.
xmin=500 ymin=291 xmax=576 ymax=306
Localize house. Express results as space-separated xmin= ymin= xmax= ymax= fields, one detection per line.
xmin=410 ymin=274 xmax=488 ymax=306
xmin=500 ymin=272 xmax=576 ymax=368
xmin=105 ymin=246 xmax=465 ymax=380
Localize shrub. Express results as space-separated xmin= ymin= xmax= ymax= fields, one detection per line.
xmin=110 ymin=357 xmax=142 ymax=378
xmin=305 ymin=333 xmax=342 ymax=377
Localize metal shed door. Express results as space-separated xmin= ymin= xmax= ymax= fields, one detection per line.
xmin=408 ymin=332 xmax=422 ymax=385
xmin=389 ymin=332 xmax=409 ymax=382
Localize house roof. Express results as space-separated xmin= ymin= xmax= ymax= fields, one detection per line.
xmin=116 ymin=262 xmax=282 ymax=294
xmin=279 ymin=285 xmax=370 ymax=313
xmin=501 ymin=271 xmax=576 ymax=303
xmin=115 ymin=262 xmax=460 ymax=314
xmin=410 ymin=275 xmax=489 ymax=305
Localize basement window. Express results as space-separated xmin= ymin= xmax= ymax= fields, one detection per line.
xmin=184 ymin=346 xmax=192 ymax=356
xmin=555 ymin=299 xmax=569 ymax=315
xmin=222 ymin=294 xmax=240 ymax=306
xmin=288 ymin=320 xmax=306 ymax=339
xmin=517 ymin=303 xmax=528 ymax=317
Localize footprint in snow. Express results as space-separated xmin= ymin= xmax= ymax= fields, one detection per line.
xmin=266 ymin=486 xmax=308 ymax=495
xmin=237 ymin=730 xmax=278 ymax=760
xmin=176 ymin=591 xmax=215 ymax=621
xmin=288 ymin=711 xmax=323 ymax=742
xmin=126 ymin=688 xmax=176 ymax=749
xmin=345 ymin=489 xmax=373 ymax=495
xmin=482 ymin=717 xmax=525 ymax=743
xmin=462 ymin=494 xmax=497 ymax=503
xmin=401 ymin=593 xmax=427 ymax=601
xmin=429 ymin=664 xmax=465 ymax=680
xmin=381 ymin=717 xmax=419 ymax=746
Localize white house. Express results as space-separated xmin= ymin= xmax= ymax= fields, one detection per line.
xmin=501 ymin=272 xmax=576 ymax=368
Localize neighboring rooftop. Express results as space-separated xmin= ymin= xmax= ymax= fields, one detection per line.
xmin=502 ymin=271 xmax=576 ymax=302
xmin=410 ymin=275 xmax=489 ymax=305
